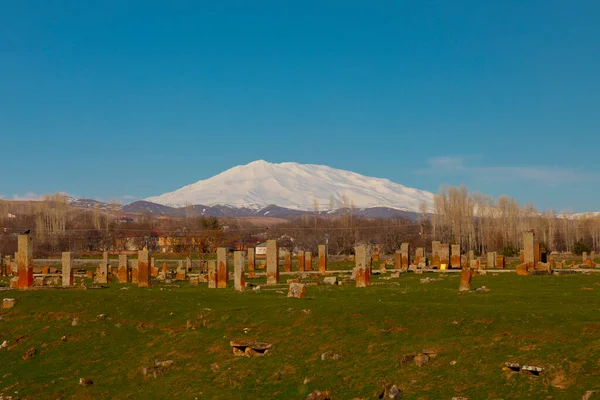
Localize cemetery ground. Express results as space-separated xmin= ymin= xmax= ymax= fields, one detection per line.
xmin=1 ymin=271 xmax=600 ymax=399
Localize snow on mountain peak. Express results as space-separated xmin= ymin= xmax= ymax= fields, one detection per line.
xmin=145 ymin=160 xmax=434 ymax=212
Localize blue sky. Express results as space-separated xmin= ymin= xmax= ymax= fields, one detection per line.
xmin=1 ymin=1 xmax=598 ymax=212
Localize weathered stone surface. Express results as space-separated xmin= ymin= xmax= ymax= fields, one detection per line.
xmin=380 ymin=384 xmax=401 ymax=400
xmin=305 ymin=251 xmax=312 ymax=271
xmin=318 ymin=244 xmax=327 ymax=273
xmin=306 ymin=389 xmax=331 ymax=400
xmin=394 ymin=250 xmax=402 ymax=270
xmin=355 ymin=245 xmax=372 ymax=287
xmin=137 ymin=249 xmax=151 ymax=287
xmin=496 ymin=255 xmax=505 ymax=269
xmin=287 ymin=282 xmax=307 ymax=298
xmin=2 ymin=298 xmax=16 ymax=309
xmin=117 ymin=255 xmax=129 ymax=283
xmin=323 ymin=276 xmax=337 ymax=285
xmin=176 ymin=260 xmax=186 ymax=281
xmin=230 ymin=340 xmax=272 ymax=357
xmin=297 ymin=250 xmax=305 ymax=273
xmin=131 ymin=260 xmax=139 ymax=283
xmin=459 ymin=268 xmax=473 ymax=291
xmin=266 ymin=240 xmax=279 ymax=285
xmin=234 ymin=251 xmax=245 ymax=292
xmin=487 ymin=252 xmax=496 ymax=269
xmin=284 ymin=251 xmax=292 ymax=272
xmin=400 ymin=242 xmax=410 ymax=270
xmin=17 ymin=234 xmax=34 ymax=289
xmin=217 ymin=247 xmax=228 ymax=288
xmin=61 ymin=252 xmax=73 ymax=287
xmin=208 ymin=260 xmax=218 ymax=288
xmin=414 ymin=353 xmax=430 ymax=366
xmin=95 ymin=263 xmax=108 ymax=284
xmin=415 ymin=247 xmax=425 ymax=267
xmin=431 ymin=241 xmax=441 ymax=267
xmin=439 ymin=243 xmax=450 ymax=268
xmin=247 ymin=248 xmax=256 ymax=278
xmin=516 ymin=262 xmax=533 ymax=276
xmin=523 ymin=232 xmax=535 ymax=264
xmin=451 ymin=244 xmax=461 ymax=269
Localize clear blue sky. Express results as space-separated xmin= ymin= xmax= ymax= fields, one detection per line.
xmin=1 ymin=1 xmax=598 ymax=212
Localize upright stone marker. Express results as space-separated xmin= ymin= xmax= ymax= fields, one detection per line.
xmin=487 ymin=252 xmax=496 ymax=269
xmin=459 ymin=268 xmax=472 ymax=292
xmin=118 ymin=254 xmax=129 ymax=283
xmin=451 ymin=245 xmax=461 ymax=269
xmin=523 ymin=232 xmax=535 ymax=265
xmin=468 ymin=250 xmax=475 ymax=263
xmin=138 ymin=249 xmax=151 ymax=287
xmin=186 ymin=255 xmax=192 ymax=271
xmin=304 ymin=251 xmax=312 ymax=271
xmin=415 ymin=247 xmax=425 ymax=267
xmin=431 ymin=241 xmax=441 ymax=268
xmin=96 ymin=262 xmax=109 ymax=284
xmin=247 ymin=248 xmax=256 ymax=278
xmin=130 ymin=259 xmax=139 ymax=283
xmin=176 ymin=261 xmax=187 ymax=280
xmin=208 ymin=260 xmax=218 ymax=288
xmin=318 ymin=245 xmax=327 ymax=274
xmin=234 ymin=251 xmax=245 ymax=292
xmin=297 ymin=250 xmax=305 ymax=273
xmin=355 ymin=245 xmax=372 ymax=287
xmin=17 ymin=234 xmax=34 ymax=289
xmin=496 ymin=255 xmax=505 ymax=269
xmin=439 ymin=243 xmax=450 ymax=268
xmin=62 ymin=252 xmax=73 ymax=287
xmin=217 ymin=247 xmax=228 ymax=288
xmin=284 ymin=251 xmax=292 ymax=273
xmin=266 ymin=240 xmax=279 ymax=285
xmin=103 ymin=251 xmax=109 ymax=265
xmin=400 ymin=243 xmax=410 ymax=270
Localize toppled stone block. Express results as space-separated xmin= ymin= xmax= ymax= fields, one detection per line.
xmin=379 ymin=384 xmax=401 ymax=400
xmin=79 ymin=377 xmax=93 ymax=386
xmin=22 ymin=347 xmax=37 ymax=360
xmin=323 ymin=277 xmax=337 ymax=285
xmin=414 ymin=354 xmax=430 ymax=366
xmin=287 ymin=283 xmax=307 ymax=299
xmin=230 ymin=340 xmax=272 ymax=357
xmin=2 ymin=298 xmax=16 ymax=309
xmin=321 ymin=351 xmax=341 ymax=361
xmin=504 ymin=362 xmax=521 ymax=372
xmin=522 ymin=365 xmax=543 ymax=376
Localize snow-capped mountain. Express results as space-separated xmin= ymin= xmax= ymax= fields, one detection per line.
xmin=145 ymin=160 xmax=434 ymax=213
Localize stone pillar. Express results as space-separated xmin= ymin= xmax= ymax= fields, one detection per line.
xmin=496 ymin=255 xmax=505 ymax=269
xmin=451 ymin=245 xmax=461 ymax=269
xmin=459 ymin=268 xmax=472 ymax=292
xmin=431 ymin=241 xmax=441 ymax=267
xmin=266 ymin=240 xmax=279 ymax=285
xmin=118 ymin=255 xmax=129 ymax=283
xmin=284 ymin=251 xmax=292 ymax=273
xmin=234 ymin=251 xmax=245 ymax=292
xmin=17 ymin=234 xmax=34 ymax=289
xmin=439 ymin=243 xmax=450 ymax=268
xmin=247 ymin=248 xmax=256 ymax=278
xmin=394 ymin=250 xmax=401 ymax=270
xmin=103 ymin=251 xmax=109 ymax=265
xmin=138 ymin=249 xmax=151 ymax=287
xmin=62 ymin=252 xmax=73 ymax=287
xmin=415 ymin=248 xmax=425 ymax=267
xmin=523 ymin=232 xmax=535 ymax=264
xmin=318 ymin=245 xmax=327 ymax=274
xmin=297 ymin=250 xmax=305 ymax=272
xmin=176 ymin=260 xmax=186 ymax=280
xmin=487 ymin=252 xmax=496 ymax=269
xmin=96 ymin=262 xmax=109 ymax=284
xmin=208 ymin=260 xmax=218 ymax=288
xmin=304 ymin=251 xmax=312 ymax=271
xmin=4 ymin=256 xmax=11 ymax=276
xmin=355 ymin=245 xmax=372 ymax=287
xmin=217 ymin=247 xmax=228 ymax=288
xmin=400 ymin=243 xmax=410 ymax=270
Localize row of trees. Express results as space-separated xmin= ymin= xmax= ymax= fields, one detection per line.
xmin=431 ymin=185 xmax=600 ymax=255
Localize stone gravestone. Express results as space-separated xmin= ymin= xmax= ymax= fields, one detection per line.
xmin=582 ymin=252 xmax=588 ymax=262
xmin=394 ymin=250 xmax=401 ymax=270
xmin=459 ymin=268 xmax=472 ymax=292
xmin=186 ymin=255 xmax=192 ymax=271
xmin=103 ymin=251 xmax=109 ymax=265
xmin=266 ymin=240 xmax=279 ymax=285
xmin=304 ymin=251 xmax=312 ymax=271
xmin=431 ymin=241 xmax=441 ymax=268
xmin=138 ymin=249 xmax=151 ymax=288
xmin=496 ymin=255 xmax=505 ymax=269
xmin=62 ymin=252 xmax=73 ymax=287
xmin=247 ymin=248 xmax=256 ymax=278
xmin=355 ymin=245 xmax=372 ymax=288
xmin=487 ymin=252 xmax=496 ymax=269
xmin=318 ymin=244 xmax=327 ymax=274
xmin=451 ymin=245 xmax=461 ymax=269
xmin=234 ymin=251 xmax=245 ymax=292
xmin=176 ymin=261 xmax=186 ymax=280
xmin=400 ymin=243 xmax=410 ymax=270
xmin=415 ymin=247 xmax=425 ymax=267
xmin=284 ymin=250 xmax=292 ymax=273
xmin=17 ymin=234 xmax=34 ymax=289
xmin=118 ymin=255 xmax=129 ymax=283
xmin=297 ymin=250 xmax=305 ymax=273
xmin=130 ymin=259 xmax=139 ymax=283
xmin=439 ymin=243 xmax=450 ymax=268
xmin=96 ymin=262 xmax=109 ymax=284
xmin=208 ymin=260 xmax=218 ymax=289
xmin=151 ymin=257 xmax=159 ymax=277
xmin=523 ymin=232 xmax=535 ymax=268
xmin=217 ymin=247 xmax=228 ymax=288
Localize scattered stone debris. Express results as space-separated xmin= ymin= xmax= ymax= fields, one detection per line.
xmin=79 ymin=377 xmax=93 ymax=387
xmin=451 ymin=397 xmax=468 ymax=400
xmin=379 ymin=384 xmax=401 ymax=399
xmin=474 ymin=286 xmax=489 ymax=293
xmin=400 ymin=354 xmax=415 ymax=365
xmin=323 ymin=277 xmax=337 ymax=285
xmin=450 ymin=360 xmax=457 ymax=365
xmin=22 ymin=347 xmax=37 ymax=361
xmin=287 ymin=283 xmax=307 ymax=298
xmin=142 ymin=359 xmax=174 ymax=377
xmin=71 ymin=317 xmax=80 ymax=326
xmin=2 ymin=298 xmax=16 ymax=309
xmin=96 ymin=314 xmax=107 ymax=320
xmin=422 ymin=348 xmax=438 ymax=358
xmin=320 ymin=351 xmax=342 ymax=361
xmin=210 ymin=363 xmax=219 ymax=372
xmin=301 ymin=309 xmax=312 ymax=315
xmin=522 ymin=365 xmax=543 ymax=376
xmin=306 ymin=389 xmax=331 ymax=400
xmin=303 ymin=376 xmax=314 ymax=385
xmin=252 ymin=286 xmax=261 ymax=291
xmin=0 ymin=340 xmax=8 ymax=349
xmin=61 ymin=336 xmax=68 ymax=342
xmin=230 ymin=340 xmax=272 ymax=357
xmin=504 ymin=362 xmax=521 ymax=372
xmin=582 ymin=390 xmax=597 ymax=400
xmin=414 ymin=354 xmax=430 ymax=367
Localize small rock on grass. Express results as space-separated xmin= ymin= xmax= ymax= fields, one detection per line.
xmin=79 ymin=377 xmax=93 ymax=386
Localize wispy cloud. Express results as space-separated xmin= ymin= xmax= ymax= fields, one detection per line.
xmin=416 ymin=156 xmax=598 ymax=184
xmin=122 ymin=195 xmax=137 ymax=200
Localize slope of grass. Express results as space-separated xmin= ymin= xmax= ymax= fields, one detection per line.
xmin=1 ymin=272 xmax=599 ymax=399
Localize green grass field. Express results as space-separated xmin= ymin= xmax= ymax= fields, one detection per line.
xmin=1 ymin=271 xmax=599 ymax=399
